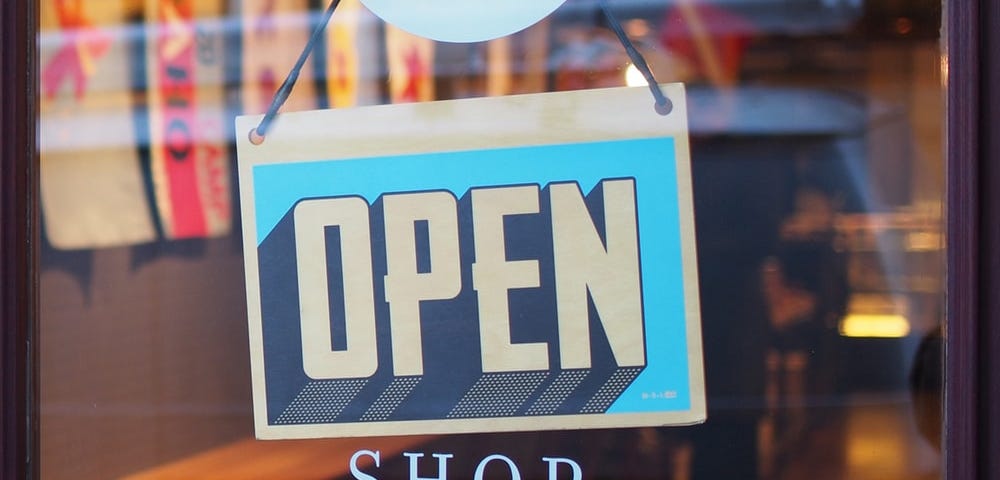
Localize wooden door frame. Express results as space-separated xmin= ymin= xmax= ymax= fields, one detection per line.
xmin=946 ymin=0 xmax=1000 ymax=478
xmin=0 ymin=0 xmax=38 ymax=478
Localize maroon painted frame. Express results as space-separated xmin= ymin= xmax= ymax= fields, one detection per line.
xmin=946 ymin=0 xmax=1000 ymax=478
xmin=0 ymin=0 xmax=38 ymax=478
xmin=981 ymin=0 xmax=1000 ymax=476
xmin=0 ymin=0 xmax=996 ymax=478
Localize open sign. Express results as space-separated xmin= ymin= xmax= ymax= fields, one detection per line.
xmin=237 ymin=85 xmax=705 ymax=439
xmin=294 ymin=179 xmax=645 ymax=380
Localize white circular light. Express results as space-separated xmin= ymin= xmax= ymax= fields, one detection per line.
xmin=359 ymin=0 xmax=567 ymax=43
xmin=625 ymin=64 xmax=645 ymax=87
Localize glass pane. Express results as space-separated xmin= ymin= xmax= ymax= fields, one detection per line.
xmin=38 ymin=0 xmax=944 ymax=478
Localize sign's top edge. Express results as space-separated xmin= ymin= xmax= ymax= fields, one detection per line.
xmin=235 ymin=83 xmax=687 ymax=126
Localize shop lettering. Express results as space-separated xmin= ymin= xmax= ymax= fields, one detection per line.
xmin=349 ymin=450 xmax=583 ymax=480
xmin=294 ymin=179 xmax=646 ymax=379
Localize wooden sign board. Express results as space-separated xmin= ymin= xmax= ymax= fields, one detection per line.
xmin=236 ymin=85 xmax=705 ymax=439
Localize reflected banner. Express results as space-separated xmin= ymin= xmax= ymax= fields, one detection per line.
xmin=236 ymin=85 xmax=706 ymax=439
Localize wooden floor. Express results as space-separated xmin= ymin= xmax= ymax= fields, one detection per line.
xmin=122 ymin=396 xmax=940 ymax=480
xmin=122 ymin=436 xmax=435 ymax=480
xmin=776 ymin=397 xmax=941 ymax=480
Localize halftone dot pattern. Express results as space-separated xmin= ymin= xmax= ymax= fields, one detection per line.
xmin=275 ymin=379 xmax=368 ymax=424
xmin=360 ymin=376 xmax=422 ymax=422
xmin=525 ymin=369 xmax=590 ymax=415
xmin=580 ymin=367 xmax=643 ymax=414
xmin=447 ymin=372 xmax=549 ymax=419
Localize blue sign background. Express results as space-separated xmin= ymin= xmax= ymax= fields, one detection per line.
xmin=252 ymin=137 xmax=691 ymax=418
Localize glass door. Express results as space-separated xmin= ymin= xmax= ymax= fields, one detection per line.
xmin=4 ymin=0 xmax=995 ymax=478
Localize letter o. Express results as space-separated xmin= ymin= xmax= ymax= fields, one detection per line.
xmin=474 ymin=454 xmax=521 ymax=480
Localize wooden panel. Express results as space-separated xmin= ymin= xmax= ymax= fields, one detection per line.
xmin=122 ymin=435 xmax=433 ymax=479
xmin=980 ymin=0 xmax=1000 ymax=477
xmin=946 ymin=0 xmax=984 ymax=478
xmin=39 ymin=239 xmax=253 ymax=480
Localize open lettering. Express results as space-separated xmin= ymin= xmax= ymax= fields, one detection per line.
xmin=293 ymin=179 xmax=646 ymax=379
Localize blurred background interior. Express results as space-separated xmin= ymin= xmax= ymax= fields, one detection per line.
xmin=38 ymin=0 xmax=943 ymax=478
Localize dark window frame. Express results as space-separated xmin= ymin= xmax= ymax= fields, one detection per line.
xmin=946 ymin=0 xmax=1000 ymax=478
xmin=1 ymin=0 xmax=39 ymax=478
xmin=1 ymin=0 xmax=997 ymax=478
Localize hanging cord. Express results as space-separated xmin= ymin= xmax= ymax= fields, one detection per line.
xmin=250 ymin=0 xmax=343 ymax=144
xmin=598 ymin=0 xmax=672 ymax=115
xmin=250 ymin=0 xmax=671 ymax=144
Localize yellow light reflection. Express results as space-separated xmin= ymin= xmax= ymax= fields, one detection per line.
xmin=839 ymin=314 xmax=911 ymax=338
xmin=845 ymin=406 xmax=912 ymax=476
